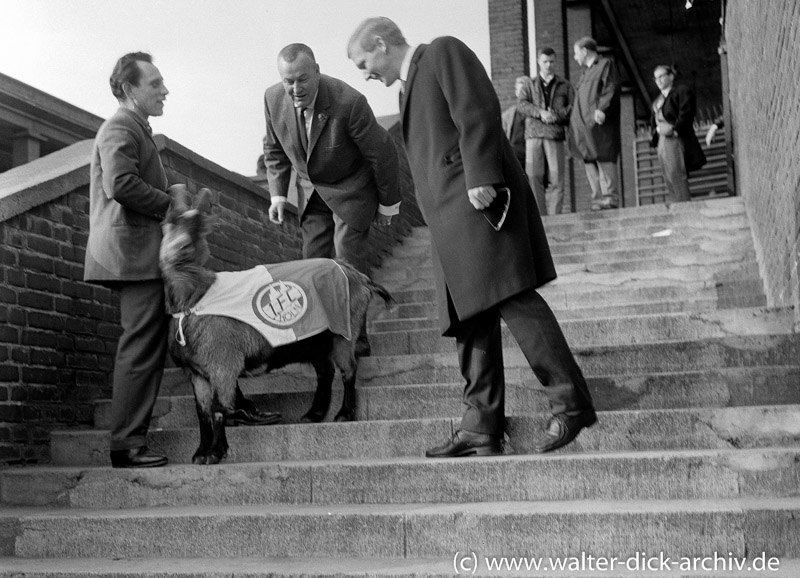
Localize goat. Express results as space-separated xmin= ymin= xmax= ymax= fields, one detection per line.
xmin=159 ymin=186 xmax=392 ymax=465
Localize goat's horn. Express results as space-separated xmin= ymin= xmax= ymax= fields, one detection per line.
xmin=195 ymin=188 xmax=213 ymax=213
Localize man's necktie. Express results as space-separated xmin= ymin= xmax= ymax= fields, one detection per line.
xmin=297 ymin=107 xmax=308 ymax=151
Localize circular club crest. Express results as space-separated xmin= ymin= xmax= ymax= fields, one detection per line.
xmin=252 ymin=280 xmax=309 ymax=327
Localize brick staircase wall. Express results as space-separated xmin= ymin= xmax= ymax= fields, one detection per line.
xmin=0 ymin=132 xmax=421 ymax=466
xmin=726 ymin=1 xmax=800 ymax=325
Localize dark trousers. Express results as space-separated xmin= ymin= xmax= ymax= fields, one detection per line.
xmin=109 ymin=279 xmax=169 ymax=452
xmin=452 ymin=287 xmax=593 ymax=436
xmin=301 ymin=191 xmax=370 ymax=274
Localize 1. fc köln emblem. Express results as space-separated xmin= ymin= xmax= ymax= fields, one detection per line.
xmin=252 ymin=280 xmax=309 ymax=327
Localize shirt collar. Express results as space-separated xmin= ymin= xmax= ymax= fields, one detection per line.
xmin=400 ymin=44 xmax=419 ymax=83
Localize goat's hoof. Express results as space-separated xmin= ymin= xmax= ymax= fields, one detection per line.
xmin=192 ymin=451 xmax=224 ymax=465
xmin=300 ymin=410 xmax=326 ymax=423
xmin=334 ymin=409 xmax=355 ymax=422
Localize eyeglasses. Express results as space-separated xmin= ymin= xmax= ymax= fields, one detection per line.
xmin=654 ymin=73 xmax=671 ymax=80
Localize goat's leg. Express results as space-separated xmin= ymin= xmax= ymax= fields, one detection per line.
xmin=204 ymin=368 xmax=237 ymax=464
xmin=190 ymin=373 xmax=219 ymax=465
xmin=301 ymin=356 xmax=335 ymax=423
xmin=332 ymin=337 xmax=358 ymax=422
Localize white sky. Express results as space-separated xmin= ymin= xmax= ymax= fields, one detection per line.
xmin=0 ymin=0 xmax=490 ymax=176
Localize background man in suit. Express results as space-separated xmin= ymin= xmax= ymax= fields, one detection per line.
xmin=347 ymin=18 xmax=596 ymax=458
xmin=84 ymin=52 xmax=172 ymax=468
xmin=651 ymin=65 xmax=706 ymax=202
xmin=516 ymin=48 xmax=574 ymax=215
xmin=569 ymin=37 xmax=621 ymax=211
xmin=263 ymin=43 xmax=401 ymax=355
xmin=86 ymin=53 xmax=277 ymax=468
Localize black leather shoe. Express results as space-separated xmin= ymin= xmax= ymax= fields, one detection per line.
xmin=110 ymin=446 xmax=168 ymax=469
xmin=425 ymin=429 xmax=503 ymax=458
xmin=532 ymin=410 xmax=597 ymax=453
xmin=227 ymin=408 xmax=282 ymax=426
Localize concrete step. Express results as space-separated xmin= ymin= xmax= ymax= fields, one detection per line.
xmin=355 ymin=333 xmax=800 ymax=386
xmin=92 ymin=364 xmax=800 ymax=429
xmin=396 ymin=197 xmax=746 ymax=243
xmin=372 ymin=290 xmax=764 ymax=322
xmin=3 ymin=447 xmax=799 ymax=509
xmin=389 ymin=227 xmax=754 ymax=264
xmin=1 ymin=555 xmax=798 ymax=578
xmin=372 ymin=261 xmax=763 ymax=295
xmin=403 ymin=211 xmax=749 ymax=247
xmin=368 ymin=307 xmax=795 ymax=353
xmin=48 ymin=405 xmax=800 ymax=467
xmin=3 ymin=497 xmax=799 ymax=560
xmin=369 ymin=279 xmax=767 ymax=322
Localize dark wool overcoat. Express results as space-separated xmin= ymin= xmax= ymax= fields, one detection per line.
xmin=650 ymin=83 xmax=707 ymax=172
xmin=569 ymin=55 xmax=621 ymax=163
xmin=400 ymin=37 xmax=557 ymax=335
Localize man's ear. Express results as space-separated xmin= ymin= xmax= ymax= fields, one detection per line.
xmin=376 ymin=37 xmax=388 ymax=54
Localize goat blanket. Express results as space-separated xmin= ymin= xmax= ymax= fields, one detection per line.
xmin=174 ymin=258 xmax=351 ymax=347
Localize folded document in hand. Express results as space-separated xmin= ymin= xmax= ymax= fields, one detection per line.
xmin=482 ymin=187 xmax=510 ymax=231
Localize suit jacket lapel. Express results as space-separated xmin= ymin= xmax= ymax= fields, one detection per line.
xmin=401 ymin=44 xmax=426 ymax=122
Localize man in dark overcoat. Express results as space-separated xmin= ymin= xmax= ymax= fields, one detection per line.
xmin=651 ymin=65 xmax=706 ymax=202
xmin=569 ymin=37 xmax=621 ymax=211
xmin=348 ymin=18 xmax=597 ymax=457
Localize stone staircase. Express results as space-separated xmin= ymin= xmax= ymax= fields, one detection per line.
xmin=1 ymin=196 xmax=799 ymax=577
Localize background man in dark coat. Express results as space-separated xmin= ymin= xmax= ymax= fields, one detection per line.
xmin=569 ymin=37 xmax=621 ymax=211
xmin=651 ymin=65 xmax=706 ymax=202
xmin=348 ymin=17 xmax=596 ymax=458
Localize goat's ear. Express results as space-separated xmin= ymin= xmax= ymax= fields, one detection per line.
xmin=194 ymin=188 xmax=214 ymax=214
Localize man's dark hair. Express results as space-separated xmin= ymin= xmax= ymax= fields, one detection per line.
xmin=574 ymin=36 xmax=598 ymax=53
xmin=537 ymin=46 xmax=556 ymax=57
xmin=278 ymin=43 xmax=316 ymax=64
xmin=109 ymin=52 xmax=152 ymax=100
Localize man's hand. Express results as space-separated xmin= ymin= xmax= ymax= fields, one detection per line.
xmin=594 ymin=109 xmax=606 ymax=125
xmin=374 ymin=213 xmax=393 ymax=227
xmin=540 ymin=109 xmax=557 ymax=124
xmin=468 ymin=185 xmax=497 ymax=210
xmin=269 ymin=199 xmax=286 ymax=224
xmin=656 ymin=122 xmax=675 ymax=137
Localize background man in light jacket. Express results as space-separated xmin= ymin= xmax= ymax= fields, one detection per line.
xmin=516 ymin=47 xmax=574 ymax=215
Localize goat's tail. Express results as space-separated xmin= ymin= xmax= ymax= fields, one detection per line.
xmin=369 ymin=280 xmax=395 ymax=309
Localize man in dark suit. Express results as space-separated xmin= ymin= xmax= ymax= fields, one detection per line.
xmin=263 ymin=44 xmax=401 ymax=355
xmin=86 ymin=53 xmax=277 ymax=468
xmin=347 ymin=18 xmax=596 ymax=457
xmin=651 ymin=65 xmax=706 ymax=202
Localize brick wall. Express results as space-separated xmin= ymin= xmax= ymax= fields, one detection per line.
xmin=725 ymin=1 xmax=800 ymax=324
xmin=0 ymin=132 xmax=422 ymax=465
xmin=489 ymin=0 xmax=529 ymax=111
